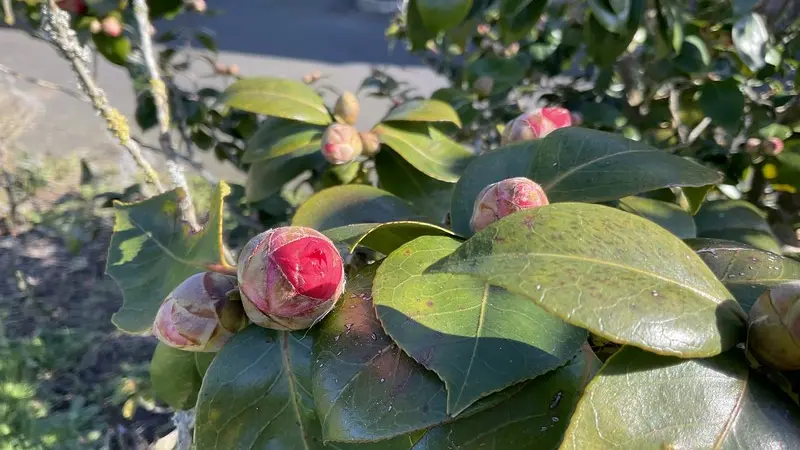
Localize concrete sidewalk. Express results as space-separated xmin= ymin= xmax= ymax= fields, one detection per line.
xmin=0 ymin=1 xmax=446 ymax=183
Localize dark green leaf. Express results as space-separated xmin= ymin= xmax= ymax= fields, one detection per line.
xmin=374 ymin=123 xmax=474 ymax=183
xmin=150 ymin=343 xmax=202 ymax=410
xmin=585 ymin=0 xmax=644 ymax=66
xmin=687 ymin=238 xmax=800 ymax=312
xmin=195 ymin=30 xmax=218 ymax=53
xmin=245 ymin=152 xmax=324 ymax=203
xmin=588 ymin=0 xmax=631 ymax=33
xmin=222 ymin=77 xmax=332 ymax=126
xmin=617 ymin=196 xmax=696 ymax=239
xmin=655 ymin=0 xmax=684 ymax=54
xmin=414 ymin=346 xmax=600 ymax=450
xmin=313 ymin=265 xmax=517 ymax=442
xmin=242 ymin=117 xmax=324 ymax=163
xmin=415 ymin=0 xmax=473 ymax=33
xmin=376 ymin=149 xmax=454 ymax=222
xmin=323 ymin=221 xmax=458 ymax=255
xmin=677 ymin=185 xmax=713 ymax=215
xmin=195 ymin=327 xmax=323 ymax=448
xmin=431 ymin=88 xmax=479 ymax=127
xmin=560 ymin=347 xmax=800 ymax=448
xmin=383 ymin=100 xmax=462 ymax=127
xmin=694 ymin=200 xmax=780 ymax=253
xmin=374 ymin=236 xmax=587 ymax=415
xmin=430 ymin=203 xmax=746 ymax=357
xmin=292 ymin=185 xmax=419 ymax=230
xmin=499 ymin=0 xmax=549 ymax=43
xmin=194 ymin=353 xmax=215 ymax=378
xmin=674 ymin=35 xmax=711 ymax=73
xmin=107 ymin=183 xmax=233 ymax=334
xmin=758 ymin=123 xmax=793 ymax=140
xmin=733 ymin=12 xmax=770 ymax=71
xmin=407 ymin=0 xmax=437 ymax=51
xmin=698 ymin=79 xmax=745 ymax=130
xmin=450 ymin=127 xmax=722 ymax=236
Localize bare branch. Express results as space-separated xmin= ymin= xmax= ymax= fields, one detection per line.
xmin=668 ymin=84 xmax=690 ymax=143
xmin=132 ymin=0 xmax=200 ymax=232
xmin=2 ymin=0 xmax=14 ymax=25
xmin=0 ymin=62 xmax=89 ymax=103
xmin=41 ymin=1 xmax=165 ymax=193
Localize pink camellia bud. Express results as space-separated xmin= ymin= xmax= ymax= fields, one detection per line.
xmin=153 ymin=272 xmax=246 ymax=352
xmin=470 ymin=177 xmax=549 ymax=233
xmin=101 ymin=16 xmax=123 ymax=37
xmin=237 ymin=227 xmax=346 ymax=330
xmin=500 ymin=107 xmax=573 ymax=145
xmin=764 ymin=137 xmax=785 ymax=156
xmin=321 ymin=123 xmax=363 ymax=165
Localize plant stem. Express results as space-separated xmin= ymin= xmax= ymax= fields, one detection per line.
xmin=132 ymin=0 xmax=200 ymax=232
xmin=2 ymin=0 xmax=14 ymax=25
xmin=42 ymin=1 xmax=165 ymax=194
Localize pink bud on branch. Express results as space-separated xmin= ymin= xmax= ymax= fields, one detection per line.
xmin=470 ymin=177 xmax=549 ymax=232
xmin=501 ymin=107 xmax=573 ymax=144
xmin=321 ymin=123 xmax=363 ymax=164
xmin=237 ymin=227 xmax=346 ymax=330
xmin=153 ymin=272 xmax=246 ymax=352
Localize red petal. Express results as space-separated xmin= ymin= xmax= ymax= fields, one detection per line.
xmin=272 ymin=236 xmax=343 ymax=300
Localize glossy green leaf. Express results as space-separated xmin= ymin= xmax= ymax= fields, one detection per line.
xmin=374 ymin=123 xmax=474 ymax=183
xmin=323 ymin=221 xmax=458 ymax=255
xmin=242 ymin=117 xmax=324 ymax=163
xmin=246 ymin=152 xmax=325 ymax=203
xmin=450 ymin=127 xmax=722 ymax=236
xmin=431 ymin=88 xmax=478 ymax=126
xmin=382 ymin=100 xmax=462 ymax=127
xmin=313 ymin=265 xmax=519 ymax=443
xmin=654 ymin=0 xmax=684 ymax=54
xmin=222 ymin=77 xmax=332 ymax=125
xmin=376 ymin=149 xmax=454 ymax=221
xmin=588 ymin=0 xmax=630 ymax=33
xmin=406 ymin=0 xmax=437 ymax=51
xmin=292 ymin=185 xmax=419 ymax=230
xmin=416 ymin=0 xmax=473 ymax=33
xmin=732 ymin=12 xmax=769 ymax=71
xmin=694 ymin=200 xmax=780 ymax=254
xmin=107 ymin=183 xmax=233 ymax=334
xmin=195 ymin=326 xmax=323 ymax=448
xmin=150 ymin=343 xmax=202 ymax=410
xmin=687 ymin=238 xmax=800 ymax=312
xmin=698 ymin=79 xmax=745 ymax=130
xmin=374 ymin=236 xmax=587 ymax=415
xmin=498 ymin=0 xmax=549 ymax=43
xmin=430 ymin=203 xmax=746 ymax=357
xmin=758 ymin=123 xmax=793 ymax=140
xmin=415 ymin=346 xmax=600 ymax=450
xmin=560 ymin=346 xmax=800 ymax=449
xmin=617 ymin=196 xmax=696 ymax=239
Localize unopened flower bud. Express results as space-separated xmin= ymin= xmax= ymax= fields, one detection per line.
xmin=501 ymin=107 xmax=573 ymax=144
xmin=745 ymin=137 xmax=762 ymax=154
xmin=57 ymin=0 xmax=87 ymax=14
xmin=359 ymin=131 xmax=381 ymax=157
xmin=470 ymin=177 xmax=549 ymax=232
xmin=764 ymin=137 xmax=784 ymax=156
xmin=89 ymin=18 xmax=102 ymax=34
xmin=311 ymin=70 xmax=322 ymax=81
xmin=474 ymin=76 xmax=494 ymax=98
xmin=334 ymin=91 xmax=360 ymax=126
xmin=321 ymin=123 xmax=362 ymax=164
xmin=303 ymin=74 xmax=314 ymax=84
xmin=237 ymin=227 xmax=346 ymax=330
xmin=153 ymin=272 xmax=246 ymax=352
xmin=476 ymin=24 xmax=490 ymax=35
xmin=188 ymin=0 xmax=206 ymax=12
xmin=747 ymin=282 xmax=800 ymax=371
xmin=101 ymin=16 xmax=122 ymax=37
xmin=227 ymin=64 xmax=240 ymax=76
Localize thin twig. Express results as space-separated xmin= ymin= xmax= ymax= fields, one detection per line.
xmin=42 ymin=1 xmax=165 ymax=193
xmin=0 ymin=62 xmax=89 ymax=103
xmin=2 ymin=0 xmax=14 ymax=25
xmin=132 ymin=0 xmax=200 ymax=231
xmin=686 ymin=117 xmax=712 ymax=144
xmin=668 ymin=84 xmax=689 ymax=143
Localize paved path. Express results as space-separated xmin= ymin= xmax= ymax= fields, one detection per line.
xmin=0 ymin=0 xmax=446 ymax=183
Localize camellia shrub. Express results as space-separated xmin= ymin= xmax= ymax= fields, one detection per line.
xmin=8 ymin=0 xmax=800 ymax=448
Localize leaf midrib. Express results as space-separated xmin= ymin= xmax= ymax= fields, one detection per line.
xmin=446 ymin=251 xmax=725 ymax=304
xmin=280 ymin=332 xmax=311 ymax=450
xmin=541 ymin=148 xmax=658 ymax=191
xmin=450 ymin=283 xmax=490 ymax=413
